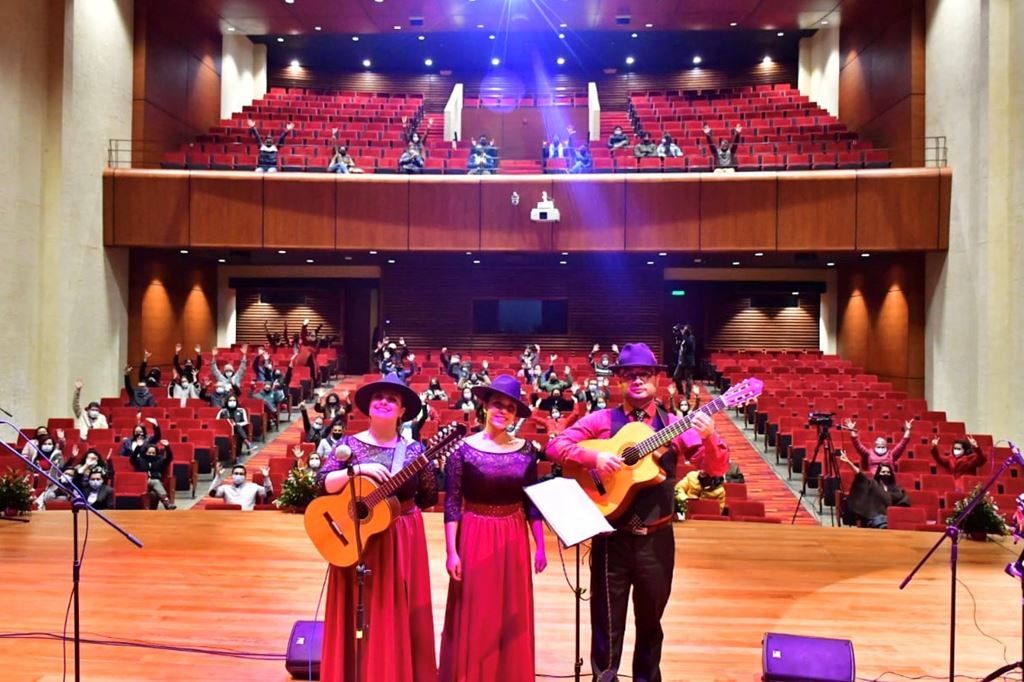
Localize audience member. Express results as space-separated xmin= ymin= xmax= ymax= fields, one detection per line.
xmin=838 ymin=453 xmax=909 ymax=528
xmin=35 ymin=464 xmax=80 ymax=510
xmin=216 ymin=396 xmax=252 ymax=459
xmin=137 ymin=350 xmax=163 ymax=389
xmin=676 ymin=469 xmax=727 ymax=512
xmin=211 ymin=345 xmax=248 ymax=389
xmin=84 ymin=467 xmax=115 ymax=510
xmin=931 ymin=435 xmax=987 ymax=483
xmin=453 ymin=388 xmax=477 ymax=414
xmin=843 ymin=419 xmax=912 ymax=469
xmin=129 ymin=440 xmax=176 ymax=509
xmin=173 ymin=343 xmax=202 ymax=384
xmin=248 ymin=119 xmax=294 ymax=173
xmin=327 ymin=128 xmax=362 ymax=173
xmin=569 ymin=144 xmax=593 ymax=174
xmin=672 ymin=324 xmax=697 ymax=394
xmin=124 ymin=364 xmax=157 ymax=408
xmin=667 ymin=384 xmax=701 ymax=417
xmin=399 ymin=142 xmax=424 ymax=174
xmin=119 ymin=417 xmax=161 ymax=459
xmin=588 ymin=344 xmax=618 ymax=377
xmin=72 ymin=380 xmax=108 ymax=437
xmin=633 ymin=132 xmax=657 ymax=158
xmin=209 ymin=463 xmax=272 ymax=510
xmin=607 ymin=126 xmax=630 ymax=152
xmin=703 ymin=123 xmax=743 ymax=170
xmin=468 ymin=144 xmax=492 ymax=175
xmin=422 ymin=377 xmax=449 ymax=402
xmin=301 ymin=405 xmax=340 ymax=446
xmin=657 ymin=134 xmax=683 ymax=158
xmin=316 ymin=421 xmax=348 ymax=460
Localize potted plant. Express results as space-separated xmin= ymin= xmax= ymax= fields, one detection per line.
xmin=0 ymin=468 xmax=34 ymax=517
xmin=945 ymin=486 xmax=1010 ymax=541
xmin=274 ymin=467 xmax=317 ymax=513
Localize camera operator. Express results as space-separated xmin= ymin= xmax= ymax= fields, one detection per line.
xmin=671 ymin=324 xmax=696 ymax=394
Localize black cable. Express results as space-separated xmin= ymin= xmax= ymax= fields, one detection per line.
xmin=957 ymin=576 xmax=1011 ymax=668
xmin=62 ymin=504 xmax=92 ymax=682
xmin=557 ymin=539 xmax=590 ymax=601
xmin=0 ymin=632 xmax=284 ymax=660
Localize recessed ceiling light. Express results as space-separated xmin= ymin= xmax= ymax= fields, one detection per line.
xmin=559 ymin=260 xmax=567 ymax=265
xmin=754 ymin=252 xmax=764 ymax=257
xmin=631 ymin=32 xmax=638 ymax=38
xmin=306 ymin=259 xmax=314 ymax=263
xmin=418 ymin=35 xmax=425 ymax=40
xmin=762 ymin=55 xmax=773 ymax=64
xmin=314 ymin=26 xmax=322 ymax=31
xmin=278 ymin=249 xmax=287 ymax=254
xmin=729 ymin=22 xmax=738 ymax=27
xmin=466 ymin=251 xmax=473 ymax=255
xmin=179 ymin=249 xmax=189 ymax=254
xmin=792 ymin=291 xmax=800 ymax=296
xmin=217 ymin=258 xmax=226 ymax=263
xmin=556 ymin=57 xmax=565 ymax=65
xmin=343 ymin=256 xmax=353 ymax=261
xmin=826 ymin=261 xmax=836 ymax=267
xmin=424 ymin=58 xmax=433 ymax=66
xmin=558 ymin=32 xmax=565 ymax=39
xmin=561 ymin=252 xmax=569 ymax=256
xmin=658 ymin=252 xmax=667 ymax=257
xmin=692 ymin=55 xmax=702 ymax=65
xmin=491 ymin=57 xmax=500 ymax=66
xmin=732 ymin=261 xmax=741 ymax=266
xmin=394 ymin=25 xmax=402 ymax=30
xmin=362 ymin=59 xmax=371 ymax=67
xmin=227 ymin=26 xmax=236 ymax=32
xmin=369 ymin=250 xmax=378 ymax=255
xmin=646 ymin=261 xmax=655 ymax=265
xmin=476 ymin=23 xmax=485 ymax=29
xmin=472 ymin=259 xmax=481 ymax=264
xmin=821 ymin=20 xmax=829 ymax=25
xmin=276 ymin=37 xmax=284 ymax=42
xmin=374 ymin=0 xmax=383 ymax=3
xmin=694 ymin=257 xmax=703 ymax=263
xmin=284 ymin=0 xmax=294 ymax=4
xmin=352 ymin=36 xmax=359 ymax=41
xmin=625 ymin=56 xmax=635 ymax=65
xmin=387 ymin=259 xmax=396 ymax=264
xmin=290 ymin=59 xmax=301 ymax=68
xmin=777 ymin=31 xmax=785 ymax=37
xmin=861 ymin=252 xmax=871 ymax=257
xmin=489 ymin=34 xmax=495 ymax=39
xmin=645 ymin=23 xmax=653 ymax=28
xmin=559 ymin=23 xmax=567 ymax=28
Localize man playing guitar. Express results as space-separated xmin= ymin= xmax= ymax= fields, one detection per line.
xmin=546 ymin=343 xmax=729 ymax=682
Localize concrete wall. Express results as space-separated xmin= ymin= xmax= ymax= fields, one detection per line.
xmin=221 ymin=35 xmax=267 ymax=119
xmin=798 ymin=27 xmax=839 ymax=117
xmin=925 ymin=0 xmax=1024 ymax=440
xmin=0 ymin=0 xmax=132 ymax=428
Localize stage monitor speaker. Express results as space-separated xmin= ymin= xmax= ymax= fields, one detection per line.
xmin=762 ymin=632 xmax=855 ymax=682
xmin=286 ymin=620 xmax=323 ymax=680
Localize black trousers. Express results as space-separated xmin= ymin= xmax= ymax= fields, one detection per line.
xmin=589 ymin=526 xmax=675 ymax=682
xmin=672 ymin=363 xmax=695 ymax=395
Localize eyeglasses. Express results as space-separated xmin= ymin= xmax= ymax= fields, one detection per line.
xmin=620 ymin=371 xmax=654 ymax=383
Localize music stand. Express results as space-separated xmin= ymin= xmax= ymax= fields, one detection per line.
xmin=526 ymin=477 xmax=614 ymax=682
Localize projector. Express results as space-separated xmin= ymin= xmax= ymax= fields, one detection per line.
xmin=530 ymin=192 xmax=560 ymax=222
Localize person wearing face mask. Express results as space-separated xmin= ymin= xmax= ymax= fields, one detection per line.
xmin=316 ymin=422 xmax=349 ymax=460
xmin=173 ymin=343 xmax=203 ymax=384
xmin=703 ymin=122 xmax=743 ymax=171
xmin=666 ymin=384 xmax=701 ymax=418
xmin=250 ymin=365 xmax=293 ymax=427
xmin=119 ymin=417 xmax=162 ymax=459
xmin=315 ymin=390 xmax=351 ymax=423
xmin=423 ymin=378 xmax=449 ymax=402
xmin=71 ymin=380 xmax=109 ymax=437
xmin=439 ymin=347 xmax=463 ymax=381
xmin=930 ymin=435 xmax=987 ymax=484
xmin=315 ymin=372 xmax=438 ymax=681
xmin=291 ymin=445 xmax=324 ymax=476
xmin=123 ymin=364 xmax=157 ymax=408
xmin=838 ymin=453 xmax=910 ymax=528
xmin=588 ymin=343 xmax=619 ymax=378
xmin=21 ymin=426 xmax=61 ymax=464
xmin=843 ymin=419 xmax=913 ymax=469
xmin=75 ymin=446 xmax=114 ymax=483
xmin=301 ymin=404 xmax=341 ymax=447
xmin=35 ymin=464 xmax=82 ymax=510
xmin=84 ymin=468 xmax=115 ymax=510
xmin=453 ymin=388 xmax=476 ymax=414
xmin=30 ymin=434 xmax=65 ymax=471
xmin=136 ymin=349 xmax=163 ymax=389
xmin=546 ymin=343 xmax=727 ymax=682
xmin=536 ymin=388 xmax=575 ymax=414
xmin=519 ymin=344 xmax=540 ymax=373
xmin=209 ymin=463 xmax=272 ymax=510
xmin=656 ymin=133 xmax=683 ymax=159
xmin=169 ymin=372 xmax=201 ymax=406
xmin=129 ymin=440 xmax=176 ymax=509
xmin=210 ymin=345 xmax=248 ymax=389
xmin=439 ymin=375 xmax=546 ymax=682
xmin=216 ymin=397 xmax=252 ymax=459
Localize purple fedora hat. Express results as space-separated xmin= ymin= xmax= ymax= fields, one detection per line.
xmin=610 ymin=342 xmax=668 ymax=373
xmin=471 ymin=374 xmax=532 ymax=419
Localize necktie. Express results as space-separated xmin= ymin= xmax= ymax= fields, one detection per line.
xmin=631 ymin=409 xmax=648 ymax=424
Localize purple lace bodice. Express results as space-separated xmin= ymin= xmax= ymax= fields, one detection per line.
xmin=316 ymin=434 xmax=438 ymax=510
xmin=443 ymin=440 xmax=541 ymax=522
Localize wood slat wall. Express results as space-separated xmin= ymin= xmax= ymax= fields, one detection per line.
xmin=707 ymin=295 xmax=820 ymax=351
xmin=235 ymin=289 xmax=343 ymax=347
xmin=379 ymin=264 xmax=664 ymax=357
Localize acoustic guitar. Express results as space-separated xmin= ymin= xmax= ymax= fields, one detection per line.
xmin=304 ymin=422 xmax=466 ymax=568
xmin=561 ymin=378 xmax=764 ymax=519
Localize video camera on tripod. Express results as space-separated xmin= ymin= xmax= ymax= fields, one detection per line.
xmin=807 ymin=411 xmax=835 ymax=428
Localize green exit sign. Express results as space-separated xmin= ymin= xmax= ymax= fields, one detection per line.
xmin=671 ymin=290 xmax=686 ymax=296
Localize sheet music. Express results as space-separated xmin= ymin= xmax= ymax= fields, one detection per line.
xmin=525 ymin=477 xmax=614 ymax=547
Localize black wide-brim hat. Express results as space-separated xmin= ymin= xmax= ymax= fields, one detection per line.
xmin=471 ymin=374 xmax=532 ymax=419
xmin=610 ymin=342 xmax=668 ymax=373
xmin=354 ymin=373 xmax=423 ymax=422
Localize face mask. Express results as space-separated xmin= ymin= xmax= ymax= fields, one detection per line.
xmin=308 ymin=458 xmax=321 ymax=470
xmin=146 ymin=450 xmax=157 ymax=457
xmin=215 ymin=386 xmax=226 ymax=395
xmin=596 ymin=402 xmax=606 ymax=409
xmin=875 ymin=446 xmax=888 ymax=455
xmin=89 ymin=480 xmax=102 ymax=491
xmin=224 ymin=370 xmax=234 ymax=378
xmin=551 ymin=411 xmax=561 ymax=420
xmin=88 ymin=409 xmax=100 ymax=419
xmin=313 ymin=420 xmax=324 ymax=429
xmin=953 ymin=448 xmax=965 ymax=457
xmin=331 ymin=432 xmax=343 ymax=440
xmin=227 ymin=401 xmax=237 ymax=409
xmin=180 ymin=381 xmax=190 ymax=389
xmin=232 ymin=474 xmax=245 ymax=486
xmin=41 ymin=444 xmax=54 ymax=454
xmin=263 ymin=385 xmax=272 ymax=393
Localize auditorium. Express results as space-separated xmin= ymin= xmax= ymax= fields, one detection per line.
xmin=1 ymin=0 xmax=1022 ymax=680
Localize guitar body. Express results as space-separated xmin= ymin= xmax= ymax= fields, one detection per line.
xmin=304 ymin=476 xmax=402 ymax=568
xmin=561 ymin=421 xmax=667 ymax=520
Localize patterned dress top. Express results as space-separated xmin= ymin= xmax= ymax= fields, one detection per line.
xmin=316 ymin=434 xmax=438 ymax=510
xmin=444 ymin=440 xmax=542 ymax=522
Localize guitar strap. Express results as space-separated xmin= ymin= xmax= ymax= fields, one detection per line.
xmin=389 ymin=438 xmax=410 ymax=476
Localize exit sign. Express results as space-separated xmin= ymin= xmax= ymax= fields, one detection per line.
xmin=671 ymin=290 xmax=686 ymax=296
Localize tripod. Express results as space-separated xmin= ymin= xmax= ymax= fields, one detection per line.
xmin=791 ymin=422 xmax=842 ymax=525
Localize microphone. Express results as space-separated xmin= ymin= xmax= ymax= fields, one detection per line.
xmin=1010 ymin=442 xmax=1023 ymax=467
xmin=333 ymin=444 xmax=352 ymax=462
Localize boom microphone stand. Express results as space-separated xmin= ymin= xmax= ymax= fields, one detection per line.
xmin=0 ymin=420 xmax=144 ymax=682
xmin=900 ymin=442 xmax=1024 ymax=682
xmin=340 ymin=445 xmax=368 ymax=682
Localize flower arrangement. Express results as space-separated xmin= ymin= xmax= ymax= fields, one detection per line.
xmin=274 ymin=467 xmax=317 ymax=512
xmin=674 ymin=486 xmax=689 ymax=521
xmin=945 ymin=486 xmax=1010 ymax=538
xmin=0 ymin=468 xmax=34 ymax=516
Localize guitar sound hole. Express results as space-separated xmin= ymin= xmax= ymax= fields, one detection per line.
xmin=354 ymin=501 xmax=370 ymax=521
xmin=621 ymin=447 xmax=641 ymax=466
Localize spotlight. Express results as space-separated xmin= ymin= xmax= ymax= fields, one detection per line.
xmin=762 ymin=55 xmax=773 ymax=64
xmin=558 ymin=32 xmax=565 ymax=39
xmin=352 ymin=36 xmax=359 ymax=41
xmin=217 ymin=258 xmax=226 ymax=263
xmin=306 ymin=259 xmax=315 ymax=263
xmin=276 ymin=37 xmax=284 ymax=42
xmin=631 ymin=32 xmax=638 ymax=38
xmin=692 ymin=55 xmax=702 ymax=65
xmin=290 ymin=59 xmax=301 ymax=68
xmin=418 ymin=35 xmax=425 ymax=40
xmin=362 ymin=58 xmax=371 ymax=67
xmin=625 ymin=56 xmax=635 ymax=65
xmin=491 ymin=57 xmax=500 ymax=66
xmin=556 ymin=57 xmax=565 ymax=65
xmin=424 ymin=58 xmax=433 ymax=66
xmin=777 ymin=31 xmax=784 ymax=37
xmin=314 ymin=26 xmax=322 ymax=31
xmin=278 ymin=249 xmax=287 ymax=254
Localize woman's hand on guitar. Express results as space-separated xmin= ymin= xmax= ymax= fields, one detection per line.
xmin=355 ymin=463 xmax=391 ymax=484
xmin=595 ymin=452 xmax=623 ymax=475
xmin=446 ymin=552 xmax=463 ymax=581
xmin=690 ymin=412 xmax=715 ymax=439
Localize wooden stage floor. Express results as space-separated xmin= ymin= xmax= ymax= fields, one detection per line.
xmin=1 ymin=512 xmax=1021 ymax=682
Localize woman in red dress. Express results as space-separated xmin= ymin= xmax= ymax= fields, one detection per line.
xmin=439 ymin=374 xmax=547 ymax=682
xmin=316 ymin=373 xmax=438 ymax=682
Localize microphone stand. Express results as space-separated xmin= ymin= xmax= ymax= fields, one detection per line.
xmin=981 ymin=544 xmax=1024 ymax=681
xmin=899 ymin=442 xmax=1024 ymax=682
xmin=0 ymin=420 xmax=144 ymax=682
xmin=345 ymin=455 xmax=369 ymax=682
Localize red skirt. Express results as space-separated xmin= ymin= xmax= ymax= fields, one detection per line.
xmin=438 ymin=509 xmax=535 ymax=682
xmin=321 ymin=509 xmax=438 ymax=682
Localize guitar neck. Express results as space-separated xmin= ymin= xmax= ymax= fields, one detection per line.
xmin=364 ymin=450 xmax=432 ymax=508
xmin=636 ymin=397 xmax=727 ymax=455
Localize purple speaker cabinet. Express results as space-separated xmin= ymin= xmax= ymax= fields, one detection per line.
xmin=762 ymin=632 xmax=855 ymax=682
xmin=285 ymin=620 xmax=323 ymax=680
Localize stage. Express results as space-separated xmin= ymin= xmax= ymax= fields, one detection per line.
xmin=1 ymin=511 xmax=1020 ymax=682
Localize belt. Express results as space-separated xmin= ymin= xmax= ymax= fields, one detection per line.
xmin=399 ymin=499 xmax=418 ymax=515
xmin=464 ymin=501 xmax=523 ymax=517
xmin=619 ymin=514 xmax=675 ymax=536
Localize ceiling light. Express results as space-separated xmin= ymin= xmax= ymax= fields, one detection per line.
xmin=472 ymin=259 xmax=481 ymax=264
xmin=826 ymin=261 xmax=836 ymax=267
xmin=477 ymin=23 xmax=485 ymax=29
xmin=344 ymin=256 xmax=353 ymax=261
xmin=394 ymin=25 xmax=402 ymax=30
xmin=625 ymin=56 xmax=635 ymax=65
xmin=314 ymin=26 xmax=322 ymax=31
xmin=352 ymin=36 xmax=359 ymax=41
xmin=424 ymin=58 xmax=433 ymax=66
xmin=284 ymin=0 xmax=294 ymax=4
xmin=558 ymin=32 xmax=565 ymax=39
xmin=646 ymin=261 xmax=655 ymax=265
xmin=694 ymin=257 xmax=703 ymax=263
xmin=658 ymin=252 xmax=667 ymax=257
xmin=369 ymin=250 xmax=378 ymax=255
xmin=561 ymin=251 xmax=568 ymax=255
xmin=792 ymin=291 xmax=800 ymax=296
xmin=276 ymin=37 xmax=284 ymax=42
xmin=180 ymin=249 xmax=189 ymax=254
xmin=692 ymin=55 xmax=702 ymax=65
xmin=227 ymin=26 xmax=236 ymax=32
xmin=729 ymin=22 xmax=738 ymax=27
xmin=217 ymin=258 xmax=226 ymax=263
xmin=762 ymin=55 xmax=773 ymax=64
xmin=278 ymin=249 xmax=287 ymax=254
xmin=645 ymin=23 xmax=653 ymax=28
xmin=777 ymin=31 xmax=785 ymax=37
xmin=418 ymin=35 xmax=425 ymax=40
xmin=559 ymin=260 xmax=567 ymax=265
xmin=732 ymin=261 xmax=741 ymax=266
xmin=631 ymin=32 xmax=638 ymax=38
xmin=466 ymin=251 xmax=473 ymax=255
xmin=387 ymin=259 xmax=396 ymax=264
xmin=290 ymin=59 xmax=301 ymax=68
xmin=556 ymin=57 xmax=565 ymax=65
xmin=374 ymin=0 xmax=383 ymax=3
xmin=491 ymin=57 xmax=500 ymax=66
xmin=861 ymin=252 xmax=871 ymax=257
xmin=362 ymin=58 xmax=371 ymax=67
xmin=306 ymin=259 xmax=314 ymax=263
xmin=559 ymin=23 xmax=567 ymax=28
xmin=489 ymin=34 xmax=495 ymax=40
xmin=821 ymin=20 xmax=830 ymax=25
xmin=754 ymin=252 xmax=764 ymax=257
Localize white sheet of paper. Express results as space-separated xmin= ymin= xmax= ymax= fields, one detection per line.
xmin=524 ymin=477 xmax=614 ymax=547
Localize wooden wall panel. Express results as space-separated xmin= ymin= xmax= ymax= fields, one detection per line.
xmin=235 ymin=289 xmax=342 ymax=347
xmin=190 ymin=173 xmax=264 ymax=247
xmin=700 ymin=173 xmax=778 ymax=251
xmin=112 ymin=170 xmax=190 ymax=247
xmin=380 ymin=264 xmax=663 ymax=356
xmin=707 ymin=296 xmax=820 ymax=351
xmin=625 ymin=175 xmax=700 ymax=251
xmin=480 ymin=178 xmax=554 ymax=251
xmin=103 ymin=171 xmax=114 ymax=246
xmin=777 ymin=171 xmax=856 ymax=250
xmin=336 ymin=176 xmax=409 ymax=250
xmin=409 ymin=177 xmax=481 ymax=250
xmin=551 ymin=176 xmax=625 ymax=251
xmin=856 ymin=169 xmax=939 ymax=250
xmin=264 ymin=175 xmax=336 ymax=249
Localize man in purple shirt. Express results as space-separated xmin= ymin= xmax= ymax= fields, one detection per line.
xmin=546 ymin=343 xmax=728 ymax=682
